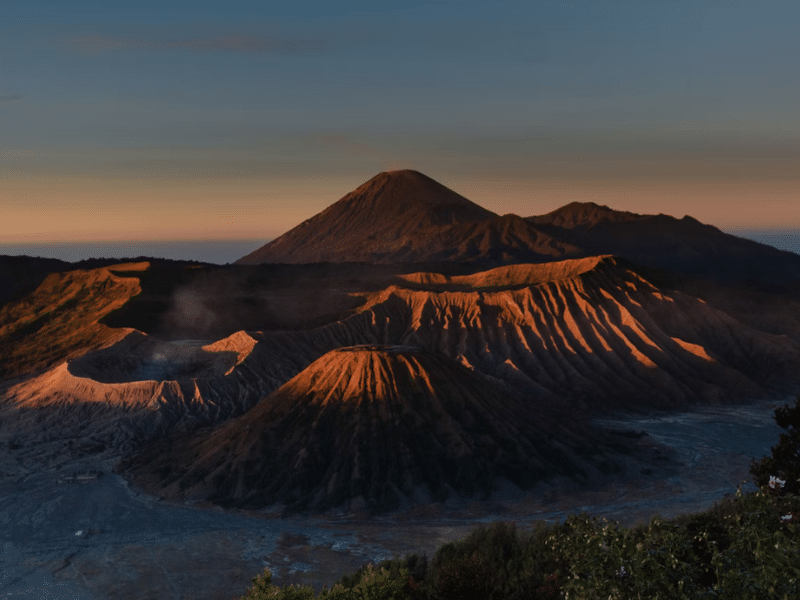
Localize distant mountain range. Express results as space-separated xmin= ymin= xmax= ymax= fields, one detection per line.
xmin=237 ymin=169 xmax=800 ymax=286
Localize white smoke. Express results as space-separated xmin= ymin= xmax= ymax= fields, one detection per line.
xmin=169 ymin=288 xmax=218 ymax=335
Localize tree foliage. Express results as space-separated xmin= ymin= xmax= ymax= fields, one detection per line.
xmin=751 ymin=394 xmax=800 ymax=495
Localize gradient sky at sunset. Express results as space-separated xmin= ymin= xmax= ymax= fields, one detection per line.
xmin=2 ymin=0 xmax=798 ymax=246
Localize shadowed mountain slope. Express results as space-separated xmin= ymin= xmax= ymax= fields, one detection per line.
xmin=0 ymin=263 xmax=145 ymax=380
xmin=527 ymin=201 xmax=644 ymax=230
xmin=237 ymin=170 xmax=495 ymax=265
xmin=436 ymin=213 xmax=581 ymax=264
xmin=247 ymin=256 xmax=800 ymax=412
xmin=3 ymin=253 xmax=799 ymax=508
xmin=527 ymin=201 xmax=800 ymax=285
xmin=121 ymin=345 xmax=652 ymax=512
xmin=0 ymin=255 xmax=73 ymax=309
xmin=4 ymin=255 xmax=798 ymax=473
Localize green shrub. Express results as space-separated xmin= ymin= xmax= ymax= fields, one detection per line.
xmin=320 ymin=563 xmax=411 ymax=600
xmin=431 ymin=551 xmax=495 ymax=600
xmin=709 ymin=489 xmax=800 ymax=599
xmin=428 ymin=521 xmax=558 ymax=600
xmin=334 ymin=555 xmax=419 ymax=591
xmin=545 ymin=513 xmax=703 ymax=599
xmin=751 ymin=394 xmax=800 ymax=495
xmin=240 ymin=567 xmax=314 ymax=600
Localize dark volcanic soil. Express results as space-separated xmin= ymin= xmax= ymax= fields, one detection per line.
xmin=0 ymin=396 xmax=787 ymax=599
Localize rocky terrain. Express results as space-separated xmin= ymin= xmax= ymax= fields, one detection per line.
xmin=2 ymin=179 xmax=799 ymax=508
xmin=3 ymin=255 xmax=795 ymax=515
xmin=121 ymin=344 xmax=657 ymax=512
xmin=1 ymin=168 xmax=799 ymax=596
xmin=0 ymin=395 xmax=787 ymax=599
xmin=235 ymin=255 xmax=800 ymax=412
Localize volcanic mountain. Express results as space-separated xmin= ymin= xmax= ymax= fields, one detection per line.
xmin=235 ymin=169 xmax=578 ymax=265
xmin=121 ymin=345 xmax=654 ymax=512
xmin=252 ymin=255 xmax=800 ymax=412
xmin=0 ymin=262 xmax=288 ymax=464
xmin=4 ymin=175 xmax=800 ymax=516
xmin=4 ymin=253 xmax=799 ymax=481
xmin=236 ymin=170 xmax=800 ymax=287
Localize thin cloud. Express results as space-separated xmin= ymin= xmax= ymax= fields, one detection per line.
xmin=67 ymin=30 xmax=328 ymax=55
xmin=312 ymin=133 xmax=384 ymax=156
xmin=97 ymin=157 xmax=272 ymax=180
xmin=204 ymin=192 xmax=266 ymax=198
xmin=0 ymin=94 xmax=23 ymax=103
xmin=1 ymin=149 xmax=76 ymax=161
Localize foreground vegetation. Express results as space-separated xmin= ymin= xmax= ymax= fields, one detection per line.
xmin=239 ymin=396 xmax=800 ymax=599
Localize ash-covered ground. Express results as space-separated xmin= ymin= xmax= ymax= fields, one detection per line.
xmin=0 ymin=396 xmax=786 ymax=600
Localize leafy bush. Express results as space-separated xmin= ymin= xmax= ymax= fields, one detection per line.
xmin=708 ymin=489 xmax=800 ymax=598
xmin=334 ymin=555 xmax=423 ymax=593
xmin=239 ymin=489 xmax=800 ymax=600
xmin=241 ymin=567 xmax=314 ymax=599
xmin=431 ymin=551 xmax=495 ymax=600
xmin=429 ymin=521 xmax=555 ymax=600
xmin=323 ymin=563 xmax=411 ymax=600
xmin=751 ymin=394 xmax=800 ymax=495
xmin=241 ymin=564 xmax=413 ymax=600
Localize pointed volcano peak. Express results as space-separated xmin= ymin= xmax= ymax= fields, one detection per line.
xmin=528 ymin=201 xmax=643 ymax=230
xmin=370 ymin=168 xmax=441 ymax=185
xmin=325 ymin=169 xmax=495 ymax=227
xmin=235 ymin=170 xmax=496 ymax=264
xmin=361 ymin=168 xmax=462 ymax=191
xmin=267 ymin=344 xmax=492 ymax=413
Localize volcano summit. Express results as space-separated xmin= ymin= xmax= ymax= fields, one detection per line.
xmin=236 ymin=169 xmax=580 ymax=265
xmin=237 ymin=170 xmax=495 ymax=265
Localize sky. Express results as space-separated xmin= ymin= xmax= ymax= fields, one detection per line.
xmin=2 ymin=0 xmax=799 ymax=248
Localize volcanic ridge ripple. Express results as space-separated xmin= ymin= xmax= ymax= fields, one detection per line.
xmin=121 ymin=345 xmax=637 ymax=513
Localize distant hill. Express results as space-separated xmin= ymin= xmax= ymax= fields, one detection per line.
xmin=236 ymin=171 xmax=800 ymax=287
xmin=0 ymin=255 xmax=71 ymax=307
xmin=527 ymin=201 xmax=643 ymax=229
xmin=527 ymin=202 xmax=800 ymax=285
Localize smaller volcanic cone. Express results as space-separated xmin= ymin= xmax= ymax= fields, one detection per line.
xmin=122 ymin=345 xmax=627 ymax=512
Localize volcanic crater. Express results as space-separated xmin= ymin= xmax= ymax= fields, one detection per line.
xmin=68 ymin=334 xmax=238 ymax=384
